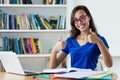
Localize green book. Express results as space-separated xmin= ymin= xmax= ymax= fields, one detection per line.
xmin=87 ymin=72 xmax=111 ymax=78
xmin=82 ymin=71 xmax=112 ymax=80
xmin=38 ymin=73 xmax=50 ymax=79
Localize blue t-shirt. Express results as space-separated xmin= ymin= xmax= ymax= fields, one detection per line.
xmin=62 ymin=35 xmax=109 ymax=70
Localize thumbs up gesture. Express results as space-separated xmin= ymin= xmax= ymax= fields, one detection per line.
xmin=53 ymin=36 xmax=66 ymax=51
xmin=87 ymin=28 xmax=100 ymax=43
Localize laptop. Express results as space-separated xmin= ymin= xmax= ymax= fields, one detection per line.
xmin=0 ymin=51 xmax=39 ymax=75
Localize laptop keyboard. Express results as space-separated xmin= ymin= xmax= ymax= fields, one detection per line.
xmin=24 ymin=71 xmax=38 ymax=75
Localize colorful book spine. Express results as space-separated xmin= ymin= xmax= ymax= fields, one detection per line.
xmin=27 ymin=38 xmax=33 ymax=54
xmin=30 ymin=38 xmax=37 ymax=54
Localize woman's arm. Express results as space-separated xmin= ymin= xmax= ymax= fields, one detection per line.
xmin=50 ymin=51 xmax=67 ymax=69
xmin=97 ymin=39 xmax=113 ymax=67
xmin=87 ymin=29 xmax=113 ymax=67
xmin=50 ymin=37 xmax=67 ymax=69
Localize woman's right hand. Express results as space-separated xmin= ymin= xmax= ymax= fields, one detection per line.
xmin=50 ymin=36 xmax=67 ymax=68
xmin=52 ymin=36 xmax=66 ymax=52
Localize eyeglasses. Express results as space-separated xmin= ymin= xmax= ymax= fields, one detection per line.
xmin=73 ymin=15 xmax=87 ymax=24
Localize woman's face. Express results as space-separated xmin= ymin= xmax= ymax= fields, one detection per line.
xmin=74 ymin=10 xmax=90 ymax=32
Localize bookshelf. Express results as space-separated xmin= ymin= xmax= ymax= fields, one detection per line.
xmin=0 ymin=0 xmax=71 ymax=71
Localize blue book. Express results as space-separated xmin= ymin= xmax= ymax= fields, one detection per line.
xmin=78 ymin=73 xmax=112 ymax=80
xmin=14 ymin=38 xmax=20 ymax=54
xmin=3 ymin=37 xmax=8 ymax=51
xmin=101 ymin=75 xmax=112 ymax=79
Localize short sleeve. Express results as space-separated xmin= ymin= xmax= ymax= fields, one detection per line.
xmin=99 ymin=36 xmax=109 ymax=48
xmin=62 ymin=38 xmax=69 ymax=54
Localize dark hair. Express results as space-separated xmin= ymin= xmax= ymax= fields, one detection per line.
xmin=70 ymin=5 xmax=98 ymax=37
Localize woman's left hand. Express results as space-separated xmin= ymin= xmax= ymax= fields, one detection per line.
xmin=87 ymin=28 xmax=100 ymax=43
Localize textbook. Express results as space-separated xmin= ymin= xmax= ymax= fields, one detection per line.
xmin=39 ymin=68 xmax=111 ymax=79
xmin=51 ymin=70 xmax=106 ymax=79
xmin=87 ymin=71 xmax=112 ymax=79
xmin=39 ymin=72 xmax=111 ymax=80
xmin=41 ymin=67 xmax=92 ymax=74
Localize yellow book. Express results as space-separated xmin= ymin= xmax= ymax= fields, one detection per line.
xmin=87 ymin=71 xmax=112 ymax=79
xmin=40 ymin=17 xmax=50 ymax=30
xmin=43 ymin=18 xmax=52 ymax=30
xmin=30 ymin=38 xmax=37 ymax=54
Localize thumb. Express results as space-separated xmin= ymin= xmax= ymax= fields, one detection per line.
xmin=58 ymin=36 xmax=63 ymax=41
xmin=89 ymin=28 xmax=94 ymax=34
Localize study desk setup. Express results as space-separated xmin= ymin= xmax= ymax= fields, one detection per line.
xmin=0 ymin=52 xmax=118 ymax=80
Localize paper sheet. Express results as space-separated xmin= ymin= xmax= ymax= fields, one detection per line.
xmin=53 ymin=70 xmax=106 ymax=79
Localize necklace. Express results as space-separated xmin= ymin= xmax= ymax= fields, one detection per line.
xmin=77 ymin=36 xmax=88 ymax=46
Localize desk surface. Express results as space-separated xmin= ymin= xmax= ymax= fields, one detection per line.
xmin=0 ymin=72 xmax=45 ymax=80
xmin=0 ymin=72 xmax=118 ymax=80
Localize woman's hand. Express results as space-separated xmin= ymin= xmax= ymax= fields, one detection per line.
xmin=52 ymin=36 xmax=66 ymax=52
xmin=50 ymin=36 xmax=67 ymax=68
xmin=87 ymin=29 xmax=112 ymax=67
xmin=87 ymin=28 xmax=100 ymax=44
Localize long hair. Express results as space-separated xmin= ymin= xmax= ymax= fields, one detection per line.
xmin=70 ymin=5 xmax=98 ymax=37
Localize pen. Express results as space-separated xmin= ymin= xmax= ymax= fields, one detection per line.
xmin=32 ymin=75 xmax=36 ymax=79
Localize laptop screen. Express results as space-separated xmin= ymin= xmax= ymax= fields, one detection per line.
xmin=0 ymin=51 xmax=39 ymax=75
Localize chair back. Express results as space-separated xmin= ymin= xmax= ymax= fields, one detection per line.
xmin=95 ymin=58 xmax=108 ymax=71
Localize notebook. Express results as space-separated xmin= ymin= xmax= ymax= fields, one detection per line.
xmin=0 ymin=51 xmax=40 ymax=75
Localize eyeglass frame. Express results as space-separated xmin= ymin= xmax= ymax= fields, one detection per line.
xmin=73 ymin=15 xmax=88 ymax=24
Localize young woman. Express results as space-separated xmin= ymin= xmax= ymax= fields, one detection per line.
xmin=50 ymin=5 xmax=112 ymax=70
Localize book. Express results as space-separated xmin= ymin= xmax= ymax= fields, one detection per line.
xmin=3 ymin=37 xmax=8 ymax=51
xmin=78 ymin=73 xmax=112 ymax=80
xmin=50 ymin=70 xmax=106 ymax=79
xmin=43 ymin=18 xmax=52 ymax=30
xmin=29 ymin=14 xmax=37 ymax=30
xmin=39 ymin=67 xmax=89 ymax=79
xmin=3 ymin=13 xmax=7 ymax=29
xmin=40 ymin=68 xmax=110 ymax=80
xmin=21 ymin=13 xmax=27 ymax=30
xmin=35 ymin=15 xmax=45 ymax=29
xmin=15 ymin=15 xmax=22 ymax=29
xmin=30 ymin=38 xmax=37 ymax=54
xmin=87 ymin=71 xmax=112 ymax=79
xmin=41 ymin=67 xmax=92 ymax=74
xmin=49 ymin=16 xmax=58 ymax=29
xmin=34 ymin=38 xmax=43 ymax=54
xmin=40 ymin=17 xmax=50 ymax=30
xmin=0 ymin=38 xmax=3 ymax=50
xmin=27 ymin=38 xmax=33 ymax=54
xmin=38 ymin=73 xmax=50 ymax=79
xmin=21 ymin=38 xmax=27 ymax=54
xmin=19 ymin=38 xmax=24 ymax=54
xmin=14 ymin=38 xmax=20 ymax=54
xmin=0 ymin=10 xmax=3 ymax=29
xmin=23 ymin=38 xmax=30 ymax=54
xmin=58 ymin=15 xmax=66 ymax=29
xmin=33 ymin=15 xmax=40 ymax=30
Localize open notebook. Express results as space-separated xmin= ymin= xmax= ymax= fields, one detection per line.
xmin=0 ymin=51 xmax=39 ymax=75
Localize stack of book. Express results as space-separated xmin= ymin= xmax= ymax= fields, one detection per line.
xmin=38 ymin=68 xmax=112 ymax=80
